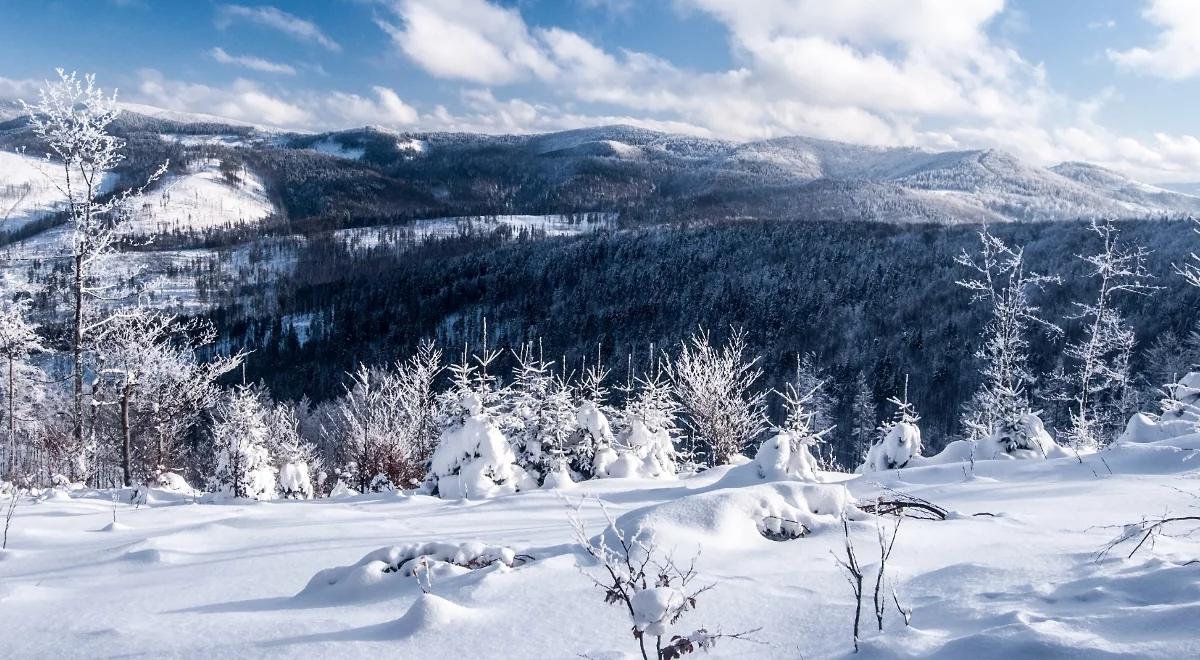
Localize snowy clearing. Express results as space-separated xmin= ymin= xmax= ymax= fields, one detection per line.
xmin=0 ymin=150 xmax=116 ymax=231
xmin=121 ymin=159 xmax=273 ymax=235
xmin=3 ymin=437 xmax=1199 ymax=659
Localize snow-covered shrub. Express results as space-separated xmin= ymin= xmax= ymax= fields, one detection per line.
xmin=427 ymin=394 xmax=534 ymax=499
xmin=859 ymin=388 xmax=923 ymax=473
xmin=300 ymin=540 xmax=523 ymax=600
xmin=209 ymin=386 xmax=276 ymax=500
xmin=1118 ymin=372 xmax=1200 ymax=443
xmin=755 ymin=433 xmax=820 ymax=482
xmin=977 ymin=411 xmax=1066 ymax=459
xmin=669 ymin=328 xmax=767 ymax=467
xmin=569 ymin=500 xmax=759 ymax=659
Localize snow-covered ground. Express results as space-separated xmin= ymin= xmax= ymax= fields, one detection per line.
xmin=0 ymin=150 xmax=117 ymax=231
xmin=332 ymin=213 xmax=617 ymax=252
xmin=3 ymin=436 xmax=1199 ymax=658
xmin=121 ymin=159 xmax=273 ymax=235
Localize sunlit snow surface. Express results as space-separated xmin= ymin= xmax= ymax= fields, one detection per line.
xmin=3 ymin=437 xmax=1200 ymax=658
xmin=0 ymin=150 xmax=118 ymax=231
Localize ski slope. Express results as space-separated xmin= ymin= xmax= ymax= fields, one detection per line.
xmin=2 ymin=436 xmax=1199 ymax=658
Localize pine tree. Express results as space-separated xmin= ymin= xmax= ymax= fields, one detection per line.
xmin=210 ymin=386 xmax=275 ymax=500
xmin=849 ymin=372 xmax=876 ymax=465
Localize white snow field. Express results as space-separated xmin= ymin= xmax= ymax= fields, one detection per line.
xmin=120 ymin=158 xmax=273 ymax=236
xmin=3 ymin=437 xmax=1200 ymax=659
xmin=0 ymin=150 xmax=117 ymax=231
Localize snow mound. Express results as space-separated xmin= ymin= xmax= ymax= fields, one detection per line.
xmin=392 ymin=594 xmax=478 ymax=639
xmin=609 ymin=482 xmax=857 ymax=551
xmin=1119 ymin=372 xmax=1200 ymax=444
xmin=299 ymin=541 xmax=522 ymax=601
xmin=866 ymin=558 xmax=1200 ymax=658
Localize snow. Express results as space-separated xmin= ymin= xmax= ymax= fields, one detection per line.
xmin=307 ymin=138 xmax=365 ymax=160
xmin=331 ymin=213 xmax=617 ymax=251
xmin=3 ymin=428 xmax=1200 ymax=656
xmin=0 ymin=150 xmax=117 ymax=231
xmin=120 ymin=159 xmax=273 ymax=235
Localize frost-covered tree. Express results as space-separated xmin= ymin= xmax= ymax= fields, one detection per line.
xmin=956 ymin=227 xmax=1060 ymax=447
xmin=21 ymin=70 xmax=167 ymax=481
xmin=269 ymin=402 xmax=322 ymax=499
xmin=1063 ymin=219 xmax=1157 ymax=448
xmin=93 ymin=312 xmax=241 ymax=485
xmin=209 ymin=386 xmax=275 ymax=500
xmin=1176 ymin=216 xmax=1200 ymax=289
xmin=326 ymin=341 xmax=441 ymax=492
xmin=861 ymin=380 xmax=922 ymax=472
xmin=669 ymin=328 xmax=766 ymax=466
xmin=792 ymin=353 xmax=834 ymax=434
xmin=0 ymin=296 xmax=45 ymax=478
xmin=849 ymin=372 xmax=876 ymax=464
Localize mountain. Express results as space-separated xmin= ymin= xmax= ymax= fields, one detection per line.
xmin=3 ymin=108 xmax=1199 ymax=240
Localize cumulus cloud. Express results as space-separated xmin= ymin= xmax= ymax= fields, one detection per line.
xmin=1108 ymin=0 xmax=1200 ymax=79
xmin=216 ymin=4 xmax=341 ymax=52
xmin=376 ymin=0 xmax=556 ymax=84
xmin=210 ymin=47 xmax=296 ymax=75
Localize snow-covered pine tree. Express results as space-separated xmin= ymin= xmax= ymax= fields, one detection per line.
xmin=1063 ymin=219 xmax=1158 ymax=448
xmin=756 ymin=375 xmax=834 ymax=481
xmin=614 ymin=366 xmax=681 ymax=479
xmin=861 ymin=378 xmax=922 ymax=472
xmin=209 ymin=386 xmax=276 ymax=500
xmin=668 ymin=328 xmax=766 ymax=467
xmin=955 ymin=227 xmax=1061 ymax=450
xmin=426 ymin=343 xmax=533 ymax=498
xmin=269 ymin=402 xmax=322 ymax=499
xmin=21 ymin=71 xmax=167 ymax=483
xmin=505 ymin=346 xmax=577 ymax=484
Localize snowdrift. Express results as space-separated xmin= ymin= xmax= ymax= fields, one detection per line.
xmin=606 ymin=482 xmax=860 ymax=552
xmin=298 ymin=541 xmax=522 ymax=602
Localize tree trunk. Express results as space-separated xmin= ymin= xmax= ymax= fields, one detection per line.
xmin=120 ymin=383 xmax=132 ymax=487
xmin=6 ymin=357 xmax=14 ymax=478
xmin=72 ymin=253 xmax=85 ymax=482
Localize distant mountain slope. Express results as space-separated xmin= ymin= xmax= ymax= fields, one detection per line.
xmin=2 ymin=105 xmax=1198 ymax=237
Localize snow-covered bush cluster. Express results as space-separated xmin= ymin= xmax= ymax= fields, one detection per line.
xmin=301 ymin=540 xmax=521 ymax=599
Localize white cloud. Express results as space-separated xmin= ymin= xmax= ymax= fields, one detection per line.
xmin=376 ymin=0 xmax=556 ymax=84
xmin=131 ymin=71 xmax=420 ymax=131
xmin=210 ymin=47 xmax=296 ymax=75
xmin=326 ymin=86 xmax=420 ymax=126
xmin=1108 ymin=0 xmax=1200 ymax=79
xmin=216 ymin=4 xmax=341 ymax=52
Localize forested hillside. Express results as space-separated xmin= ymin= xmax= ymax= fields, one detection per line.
xmin=219 ymin=218 xmax=1200 ymax=462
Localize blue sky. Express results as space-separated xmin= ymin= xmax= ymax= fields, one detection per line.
xmin=1 ymin=0 xmax=1198 ymax=182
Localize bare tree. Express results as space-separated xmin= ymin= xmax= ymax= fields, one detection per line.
xmin=21 ymin=70 xmax=168 ymax=482
xmin=956 ymin=227 xmax=1061 ymax=445
xmin=669 ymin=328 xmax=766 ymax=466
xmin=832 ymin=518 xmax=865 ymax=653
xmin=1064 ymin=219 xmax=1158 ymax=448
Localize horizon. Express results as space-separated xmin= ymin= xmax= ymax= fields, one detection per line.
xmin=1 ymin=1 xmax=1199 ymax=184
